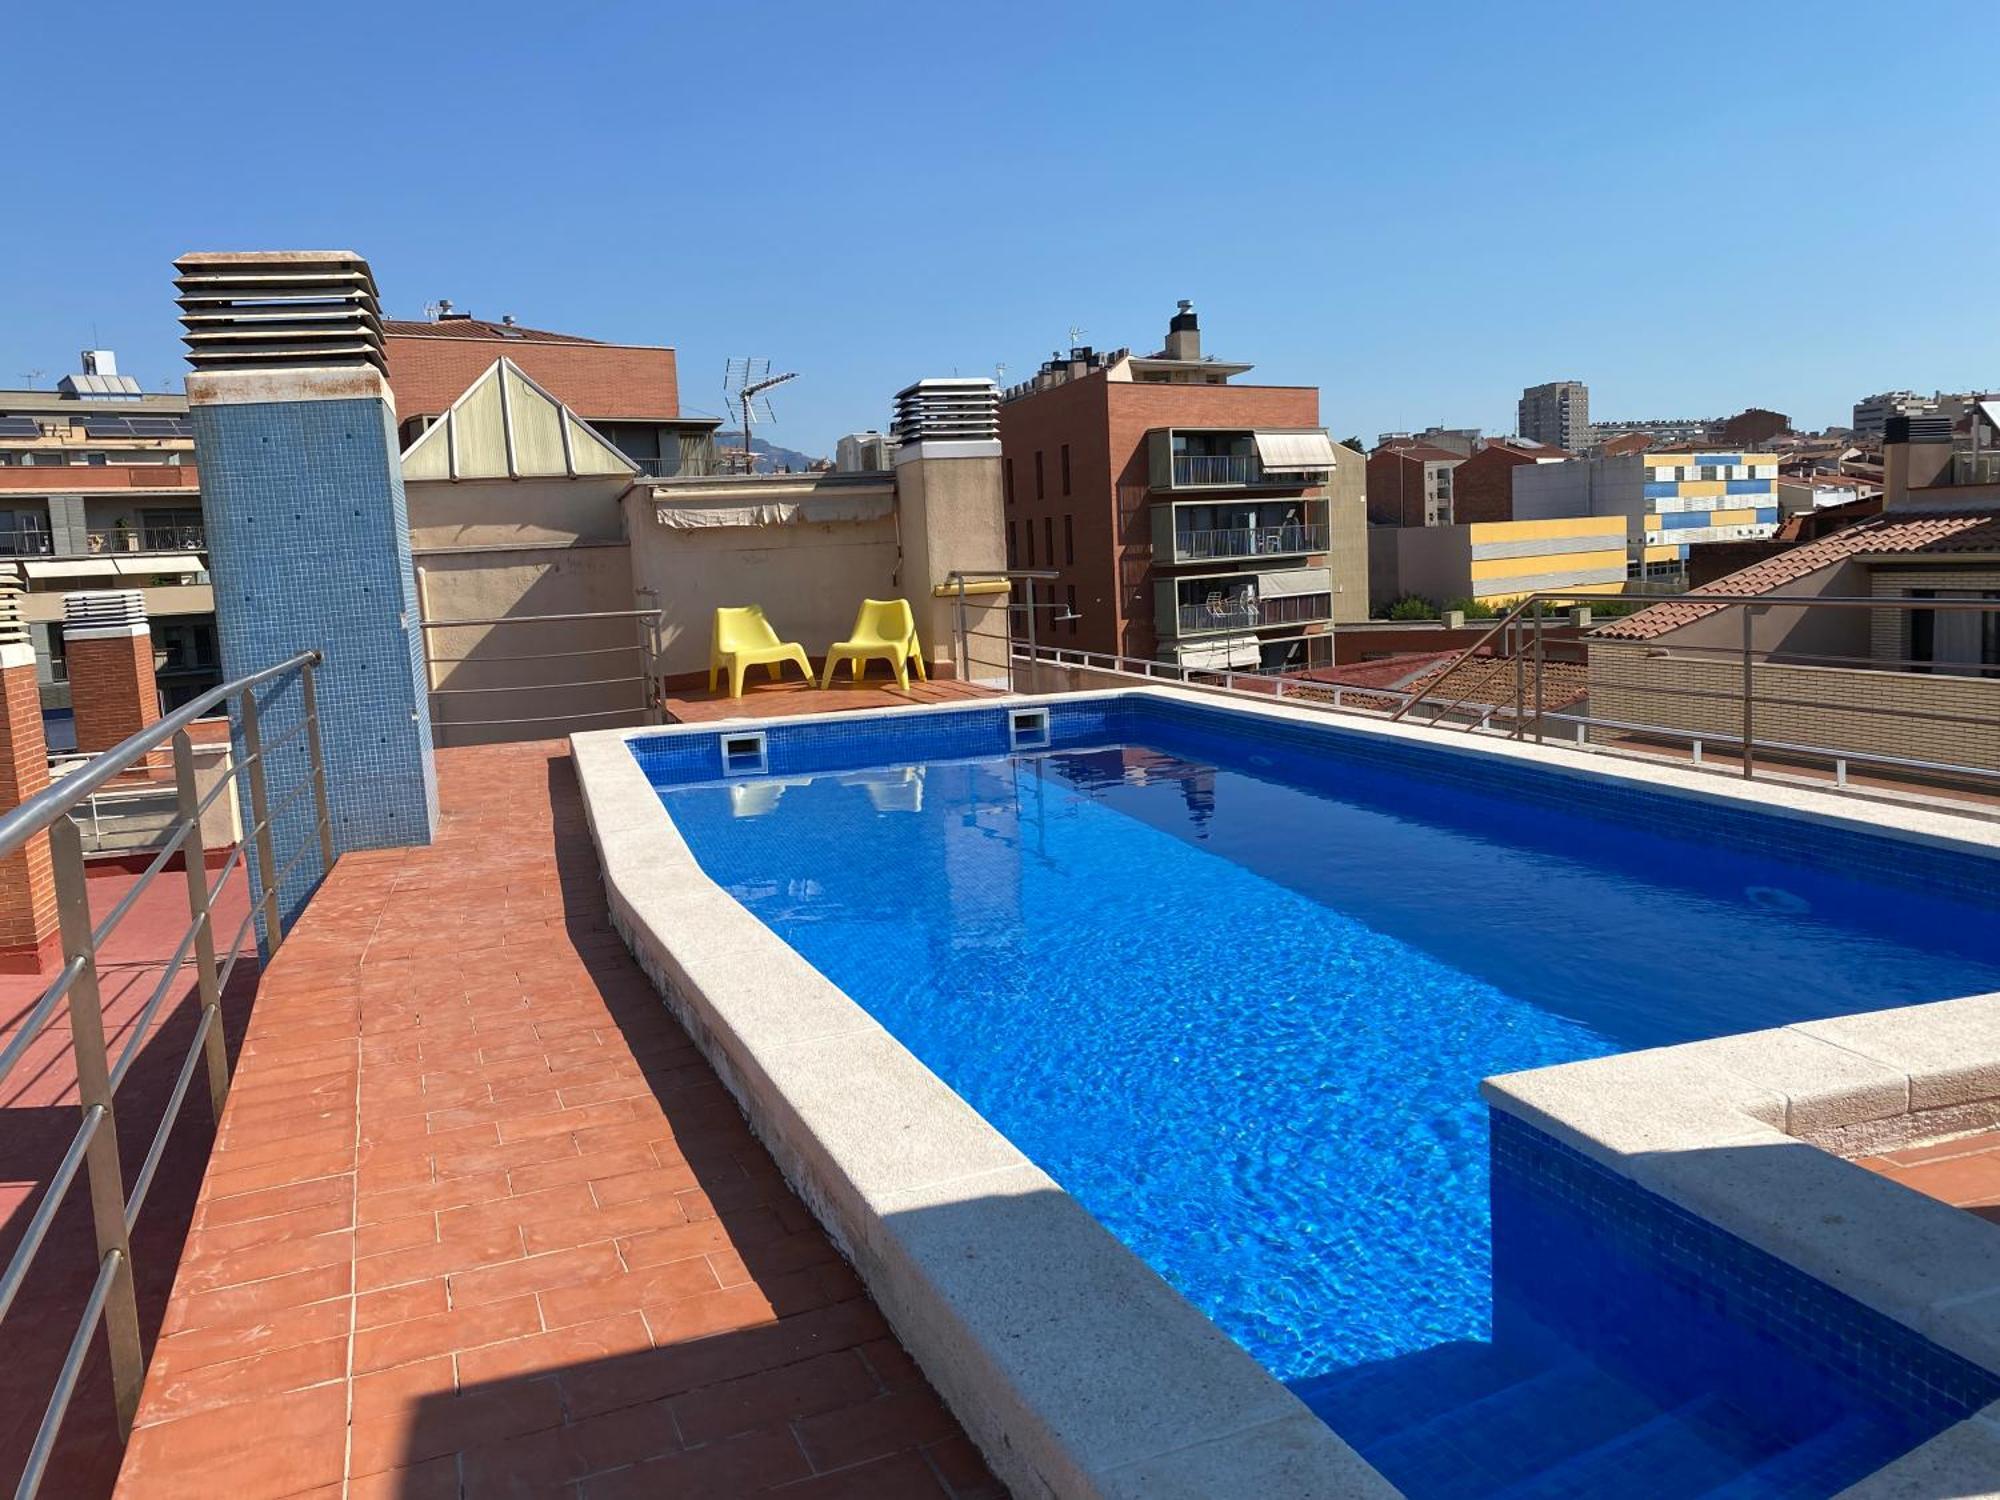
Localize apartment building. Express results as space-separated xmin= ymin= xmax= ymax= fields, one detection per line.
xmin=997 ymin=304 xmax=1364 ymax=671
xmin=1375 ymin=425 xmax=1481 ymax=458
xmin=1515 ymin=448 xmax=1781 ymax=584
xmin=0 ymin=353 xmax=217 ymax=730
xmin=1369 ymin=515 xmax=1627 ymax=612
xmin=1366 ymin=443 xmax=1463 ymax=527
xmin=383 ymin=310 xmax=721 ymax=477
xmin=1518 ymin=380 xmax=1590 ymax=452
xmin=1448 ymin=438 xmax=1570 ymax=523
xmin=1851 ymin=389 xmax=2000 ymax=440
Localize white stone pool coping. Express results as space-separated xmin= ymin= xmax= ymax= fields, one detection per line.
xmin=573 ymin=685 xmax=2000 ymax=1500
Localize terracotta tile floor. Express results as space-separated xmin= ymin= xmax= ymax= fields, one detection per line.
xmin=659 ymin=673 xmax=997 ymax=724
xmin=112 ymin=742 xmax=1000 ymax=1500
xmin=1 ymin=862 xmax=257 ymax=1500
xmin=1856 ymin=1130 xmax=2000 ymax=1226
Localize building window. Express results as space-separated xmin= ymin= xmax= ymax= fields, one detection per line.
xmin=1043 ymin=516 xmax=1053 ymax=563
xmin=1066 ymin=584 xmax=1078 ymax=635
xmin=1910 ymin=589 xmax=2000 ymax=677
xmin=1035 ymin=451 xmax=1045 ymax=501
xmin=1060 ymin=444 xmax=1071 ymax=496
xmin=1064 ymin=514 xmax=1074 ymax=565
xmin=1006 ymin=520 xmax=1017 ymax=567
xmin=1004 ymin=456 xmax=1014 ymax=506
xmin=1025 ymin=518 xmax=1036 ymax=566
xmin=1699 ymin=466 xmax=1718 ymax=481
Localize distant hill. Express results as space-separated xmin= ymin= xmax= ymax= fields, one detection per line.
xmin=715 ymin=431 xmax=827 ymax=474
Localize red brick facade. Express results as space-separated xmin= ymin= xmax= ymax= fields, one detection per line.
xmin=998 ymin=374 xmax=1321 ymax=660
xmin=384 ymin=333 xmax=681 ymax=424
xmin=1450 ymin=445 xmax=1542 ymax=524
xmin=0 ymin=659 xmax=57 ymax=969
xmin=68 ymin=631 xmax=161 ymax=753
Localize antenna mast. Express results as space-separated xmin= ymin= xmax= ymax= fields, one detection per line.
xmin=722 ymin=359 xmax=800 ymax=474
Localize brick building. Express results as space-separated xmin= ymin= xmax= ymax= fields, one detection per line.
xmin=1366 ymin=442 xmax=1463 ymax=527
xmin=1448 ymin=438 xmax=1572 ymax=524
xmin=997 ymin=305 xmax=1364 ymax=670
xmin=383 ymin=312 xmax=720 ymax=477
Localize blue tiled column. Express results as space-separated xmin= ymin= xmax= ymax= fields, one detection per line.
xmin=190 ymin=389 xmax=438 ymax=930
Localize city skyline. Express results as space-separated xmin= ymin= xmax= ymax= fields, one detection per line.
xmin=3 ymin=0 xmax=1996 ymax=455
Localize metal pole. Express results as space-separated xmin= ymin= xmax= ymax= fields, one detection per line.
xmin=239 ymin=691 xmax=283 ymax=948
xmin=1741 ymin=605 xmax=1756 ymax=780
xmin=300 ymin=660 xmax=335 ymax=873
xmin=1532 ymin=598 xmax=1546 ymax=746
xmin=49 ymin=816 xmax=144 ymax=1437
xmin=1023 ymin=577 xmax=1038 ymax=692
xmin=172 ymin=731 xmax=228 ymax=1117
xmin=954 ymin=577 xmax=969 ymax=682
xmin=1511 ymin=617 xmax=1525 ymax=740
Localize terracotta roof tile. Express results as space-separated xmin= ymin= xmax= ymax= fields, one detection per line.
xmin=1594 ymin=509 xmax=2000 ymax=640
xmin=380 ymin=318 xmax=603 ymax=344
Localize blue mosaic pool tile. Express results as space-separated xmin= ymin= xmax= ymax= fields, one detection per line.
xmin=1491 ymin=1111 xmax=2000 ymax=1437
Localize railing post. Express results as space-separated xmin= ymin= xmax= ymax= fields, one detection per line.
xmin=172 ymin=730 xmax=228 ymax=1117
xmin=238 ymin=690 xmax=284 ymax=947
xmin=1511 ymin=617 xmax=1525 ymax=740
xmin=1532 ymin=598 xmax=1546 ymax=746
xmin=954 ymin=577 xmax=969 ymax=683
xmin=49 ymin=816 xmax=144 ymax=1437
xmin=1740 ymin=605 xmax=1756 ymax=780
xmin=300 ymin=659 xmax=335 ymax=873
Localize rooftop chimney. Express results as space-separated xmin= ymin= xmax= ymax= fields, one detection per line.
xmin=1881 ymin=414 xmax=1954 ymax=509
xmin=173 ymin=251 xmax=387 ymax=376
xmin=1165 ymin=299 xmax=1200 ymax=363
xmin=892 ymin=379 xmax=1000 ymax=447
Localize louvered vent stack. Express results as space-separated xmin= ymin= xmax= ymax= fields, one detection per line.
xmin=63 ymin=589 xmax=148 ymax=634
xmin=892 ymin=379 xmax=1001 ymax=445
xmin=173 ymin=251 xmax=386 ymax=375
xmin=0 ymin=574 xmax=27 ymax=651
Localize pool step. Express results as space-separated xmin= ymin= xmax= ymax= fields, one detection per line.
xmin=1290 ymin=1341 xmax=1545 ymax=1451
xmin=1358 ymin=1357 xmax=1662 ymax=1500
xmin=1482 ymin=1394 xmax=1744 ymax=1499
xmin=1696 ymin=1412 xmax=1900 ymax=1499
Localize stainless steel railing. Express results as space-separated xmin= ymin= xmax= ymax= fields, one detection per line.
xmin=420 ymin=608 xmax=664 ymax=742
xmin=1172 ymin=523 xmax=1327 ymax=560
xmin=0 ymin=649 xmax=333 ymax=1498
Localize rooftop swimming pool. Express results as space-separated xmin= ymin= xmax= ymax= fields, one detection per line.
xmin=628 ymin=695 xmax=2000 ymax=1498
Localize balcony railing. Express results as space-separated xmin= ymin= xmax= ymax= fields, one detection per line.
xmin=1173 ymin=591 xmax=1334 ymax=635
xmin=1174 ymin=524 xmax=1328 ymax=561
xmin=0 ymin=527 xmax=53 ymax=556
xmin=141 ymin=525 xmax=206 ymax=552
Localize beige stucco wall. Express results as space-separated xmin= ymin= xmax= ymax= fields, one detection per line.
xmin=414 ymin=544 xmax=643 ymax=747
xmin=1327 ymin=496 xmax=1368 ymax=623
xmin=625 ymin=478 xmax=903 ymax=681
xmin=407 ymin=474 xmax=629 ymax=551
xmin=893 ymin=450 xmax=1009 ymax=684
xmin=1587 ymin=640 xmax=2000 ymax=774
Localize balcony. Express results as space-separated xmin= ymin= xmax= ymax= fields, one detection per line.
xmin=1172 ymin=523 xmax=1327 ymax=563
xmin=1164 ymin=567 xmax=1336 ymax=637
xmin=1148 ymin=429 xmax=1339 ymax=493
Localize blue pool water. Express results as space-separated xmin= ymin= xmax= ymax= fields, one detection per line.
xmin=636 ymin=699 xmax=2000 ymax=1496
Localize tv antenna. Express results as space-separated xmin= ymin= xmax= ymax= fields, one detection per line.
xmin=722 ymin=358 xmax=799 ymax=474
xmin=1066 ymin=324 xmax=1087 ymax=351
xmin=20 ymin=369 xmax=44 ymax=389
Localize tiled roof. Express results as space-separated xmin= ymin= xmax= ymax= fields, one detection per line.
xmin=1372 ymin=443 xmax=1463 ymax=462
xmin=1594 ymin=509 xmax=2000 ymax=640
xmin=380 ymin=317 xmax=602 ymax=344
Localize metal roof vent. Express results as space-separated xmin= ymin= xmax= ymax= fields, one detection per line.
xmin=173 ymin=250 xmax=387 ymax=376
xmin=0 ymin=574 xmax=27 ymax=650
xmin=892 ymin=378 xmax=1000 ymax=444
xmin=63 ymin=589 xmax=149 ymax=637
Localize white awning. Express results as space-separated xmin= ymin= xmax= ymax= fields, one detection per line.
xmin=1253 ymin=430 xmax=1339 ymax=471
xmin=114 ymin=554 xmax=202 ymax=575
xmin=653 ymin=491 xmax=894 ymax=530
xmin=23 ymin=559 xmax=117 ymax=579
xmin=1175 ymin=634 xmax=1261 ymax=669
xmin=1257 ymin=566 xmax=1333 ymax=598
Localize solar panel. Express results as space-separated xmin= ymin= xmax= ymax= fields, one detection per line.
xmin=0 ymin=416 xmax=40 ymax=437
xmin=84 ymin=418 xmax=139 ymax=438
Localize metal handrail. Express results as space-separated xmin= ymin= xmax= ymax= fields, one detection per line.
xmin=1012 ymin=637 xmax=2000 ymax=799
xmin=1 ymin=648 xmax=336 ymax=1498
xmin=420 ymin=608 xmax=664 ymax=736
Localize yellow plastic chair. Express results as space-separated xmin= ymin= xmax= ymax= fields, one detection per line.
xmin=709 ymin=605 xmax=813 ymax=698
xmin=821 ymin=598 xmax=928 ymax=690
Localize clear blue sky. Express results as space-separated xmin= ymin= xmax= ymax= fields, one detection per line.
xmin=5 ymin=0 xmax=1995 ymax=454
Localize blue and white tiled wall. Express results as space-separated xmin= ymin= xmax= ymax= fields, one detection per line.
xmin=194 ymin=395 xmax=438 ymax=929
